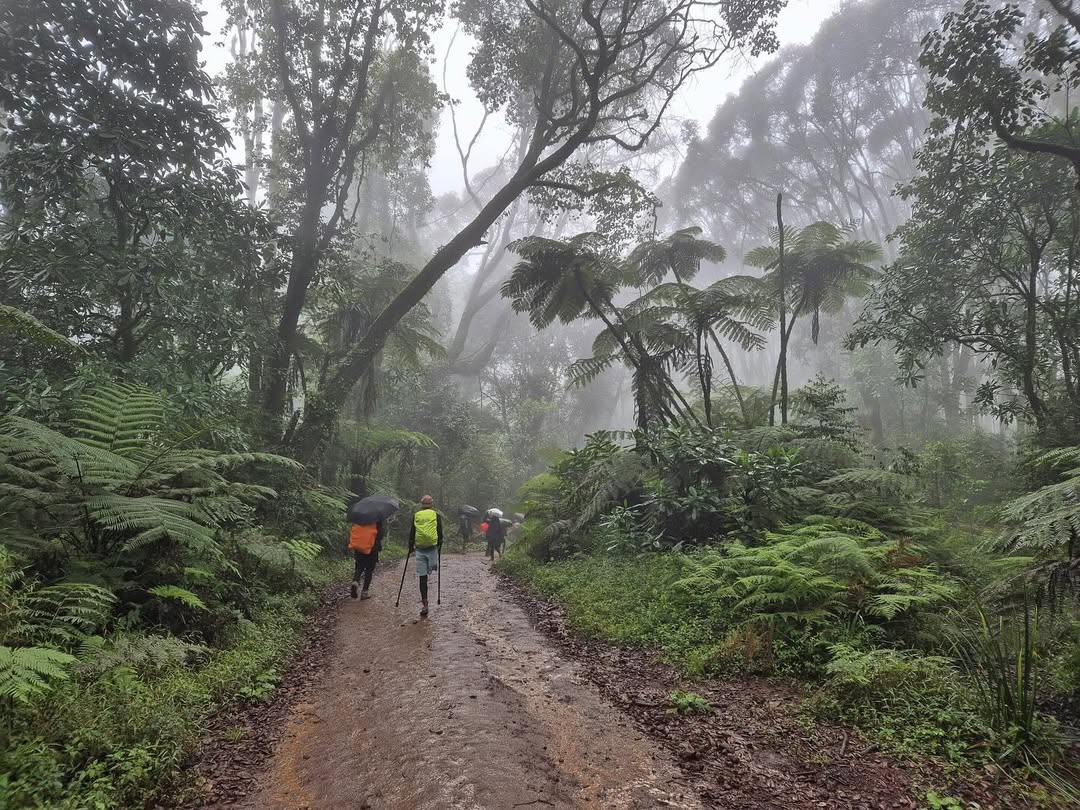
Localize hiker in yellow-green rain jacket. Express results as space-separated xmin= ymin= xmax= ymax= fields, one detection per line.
xmin=409 ymin=495 xmax=443 ymax=617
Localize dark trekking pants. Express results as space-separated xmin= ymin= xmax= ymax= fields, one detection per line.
xmin=353 ymin=549 xmax=378 ymax=590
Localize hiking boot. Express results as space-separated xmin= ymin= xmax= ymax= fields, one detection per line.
xmin=360 ymin=589 xmax=371 ymax=601
xmin=420 ymin=602 xmax=429 ymax=617
xmin=350 ymin=581 xmax=358 ymax=599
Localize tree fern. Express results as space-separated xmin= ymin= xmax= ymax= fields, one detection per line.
xmin=282 ymin=539 xmax=322 ymax=562
xmin=2 ymin=414 xmax=138 ymax=488
xmin=818 ymin=468 xmax=913 ymax=500
xmin=0 ymin=384 xmax=305 ymax=630
xmin=0 ymin=549 xmax=113 ymax=703
xmin=87 ymin=494 xmax=218 ymax=553
xmin=0 ymin=549 xmax=115 ymax=649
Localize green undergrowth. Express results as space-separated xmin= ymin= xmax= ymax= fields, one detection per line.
xmin=0 ymin=559 xmax=349 ymax=810
xmin=496 ymin=544 xmax=1070 ymax=787
xmin=498 ymin=548 xmax=723 ymax=675
xmin=380 ymin=539 xmax=409 ymax=561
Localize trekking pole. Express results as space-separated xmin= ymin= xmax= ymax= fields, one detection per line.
xmin=437 ymin=546 xmax=442 ymax=605
xmin=395 ymin=550 xmax=411 ymax=607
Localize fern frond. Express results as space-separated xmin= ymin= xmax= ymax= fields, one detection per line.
xmin=568 ymin=355 xmax=617 ymax=388
xmin=71 ymin=383 xmax=166 ymax=456
xmin=283 ymin=539 xmax=322 ymax=561
xmin=148 ymin=585 xmax=208 ymax=611
xmin=87 ymin=495 xmax=217 ymax=551
xmin=0 ymin=645 xmax=76 ymax=703
xmin=80 ymin=633 xmax=207 ymax=677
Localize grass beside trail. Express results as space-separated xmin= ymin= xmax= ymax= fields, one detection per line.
xmin=494 ymin=546 xmax=1074 ymax=805
xmin=497 ymin=548 xmax=724 ymax=676
xmin=0 ymin=559 xmax=350 ymax=810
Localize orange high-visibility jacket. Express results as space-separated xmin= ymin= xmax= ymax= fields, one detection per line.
xmin=349 ymin=523 xmax=379 ymax=554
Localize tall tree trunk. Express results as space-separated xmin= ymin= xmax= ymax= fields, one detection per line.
xmin=768 ymin=307 xmax=799 ymax=427
xmin=696 ymin=328 xmax=712 ymax=427
xmin=770 ymin=193 xmax=789 ymax=425
xmin=244 ymin=91 xmax=264 ymax=206
xmin=116 ymin=293 xmax=139 ymax=364
xmin=1022 ymin=250 xmax=1047 ymax=433
xmin=268 ymin=99 xmax=285 ymax=206
xmin=445 ymin=202 xmax=525 ymax=367
xmin=708 ymin=330 xmax=748 ymax=426
xmin=940 ymin=355 xmax=960 ymax=433
xmin=261 ymin=193 xmax=323 ymax=437
xmin=858 ymin=384 xmax=885 ymax=446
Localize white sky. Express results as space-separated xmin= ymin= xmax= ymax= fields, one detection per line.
xmin=199 ymin=0 xmax=842 ymax=197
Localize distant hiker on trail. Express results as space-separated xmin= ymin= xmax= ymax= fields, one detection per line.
xmin=484 ymin=512 xmax=505 ymax=560
xmin=348 ymin=520 xmax=383 ymax=600
xmin=459 ymin=512 xmax=472 ymax=548
xmin=409 ymin=495 xmax=443 ymax=617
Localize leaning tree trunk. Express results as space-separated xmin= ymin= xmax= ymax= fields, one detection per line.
xmin=288 ymin=124 xmax=600 ymax=462
xmin=709 ymin=330 xmax=748 ymax=426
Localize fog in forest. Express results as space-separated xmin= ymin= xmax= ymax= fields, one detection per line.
xmin=2 ymin=0 xmax=1080 ymax=805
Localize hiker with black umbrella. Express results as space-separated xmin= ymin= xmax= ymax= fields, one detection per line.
xmin=408 ymin=495 xmax=443 ymax=617
xmin=346 ymin=495 xmax=401 ymax=600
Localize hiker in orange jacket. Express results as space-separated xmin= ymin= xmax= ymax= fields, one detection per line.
xmin=348 ymin=520 xmax=384 ymax=600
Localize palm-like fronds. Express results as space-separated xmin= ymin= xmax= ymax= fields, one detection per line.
xmin=148 ymin=585 xmax=208 ymax=611
xmin=746 ymin=221 xmax=882 ymax=343
xmin=0 ymin=645 xmax=77 ymax=703
xmin=507 ymin=228 xmax=772 ymax=430
xmin=72 ymin=383 xmax=166 ymax=456
xmin=0 ymin=548 xmax=113 ymax=703
xmin=504 ymin=233 xmax=628 ymax=329
xmin=628 ymin=226 xmax=727 ymax=286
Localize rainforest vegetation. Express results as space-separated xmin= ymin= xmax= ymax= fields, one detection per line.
xmin=1 ymin=0 xmax=1080 ymax=806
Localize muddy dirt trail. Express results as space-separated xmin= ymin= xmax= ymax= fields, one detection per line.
xmin=241 ymin=553 xmax=699 ymax=810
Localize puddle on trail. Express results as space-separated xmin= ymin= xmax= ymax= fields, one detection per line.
xmin=240 ymin=553 xmax=698 ymax=810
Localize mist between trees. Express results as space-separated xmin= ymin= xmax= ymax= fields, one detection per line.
xmin=2 ymin=0 xmax=1080 ymax=806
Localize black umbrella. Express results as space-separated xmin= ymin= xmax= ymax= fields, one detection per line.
xmin=347 ymin=495 xmax=400 ymax=524
xmin=459 ymin=504 xmax=480 ymax=516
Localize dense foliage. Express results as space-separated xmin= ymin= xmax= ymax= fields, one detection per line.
xmin=4 ymin=0 xmax=1080 ymax=804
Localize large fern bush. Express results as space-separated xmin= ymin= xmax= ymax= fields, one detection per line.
xmin=677 ymin=517 xmax=958 ymax=669
xmin=0 ymin=547 xmax=114 ymax=703
xmin=0 ymin=383 xmax=306 ymax=634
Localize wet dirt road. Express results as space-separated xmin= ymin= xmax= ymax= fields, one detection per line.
xmin=243 ymin=553 xmax=699 ymax=810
